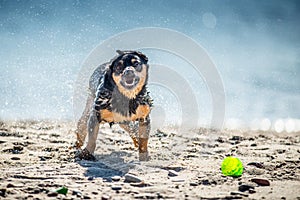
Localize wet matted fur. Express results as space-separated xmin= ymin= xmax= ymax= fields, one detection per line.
xmin=75 ymin=50 xmax=153 ymax=161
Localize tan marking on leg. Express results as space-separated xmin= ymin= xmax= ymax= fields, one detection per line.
xmin=135 ymin=105 xmax=151 ymax=119
xmin=138 ymin=116 xmax=150 ymax=161
xmin=132 ymin=137 xmax=139 ymax=148
xmin=120 ymin=123 xmax=139 ymax=148
xmin=138 ymin=138 xmax=148 ymax=153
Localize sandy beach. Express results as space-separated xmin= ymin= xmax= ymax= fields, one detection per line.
xmin=0 ymin=120 xmax=299 ymax=199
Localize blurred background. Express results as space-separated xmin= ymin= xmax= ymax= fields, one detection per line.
xmin=0 ymin=0 xmax=299 ymax=132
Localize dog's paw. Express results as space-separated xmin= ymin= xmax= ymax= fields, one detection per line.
xmin=74 ymin=140 xmax=83 ymax=149
xmin=70 ymin=140 xmax=82 ymax=150
xmin=139 ymin=151 xmax=150 ymax=161
xmin=75 ymin=148 xmax=96 ymax=161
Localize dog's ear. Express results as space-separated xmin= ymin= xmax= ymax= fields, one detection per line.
xmin=109 ymin=50 xmax=127 ymax=68
xmin=134 ymin=51 xmax=148 ymax=64
xmin=116 ymin=50 xmax=124 ymax=55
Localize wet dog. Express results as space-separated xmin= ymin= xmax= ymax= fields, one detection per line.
xmin=75 ymin=50 xmax=152 ymax=161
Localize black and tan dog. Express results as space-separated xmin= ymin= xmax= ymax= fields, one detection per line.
xmin=75 ymin=50 xmax=152 ymax=161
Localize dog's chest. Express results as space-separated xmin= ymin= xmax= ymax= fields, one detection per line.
xmin=100 ymin=104 xmax=150 ymax=123
xmin=94 ymin=88 xmax=152 ymax=123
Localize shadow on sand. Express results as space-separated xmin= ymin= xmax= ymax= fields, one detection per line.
xmin=77 ymin=151 xmax=135 ymax=181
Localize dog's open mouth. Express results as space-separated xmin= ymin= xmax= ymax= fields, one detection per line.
xmin=120 ymin=69 xmax=141 ymax=89
xmin=125 ymin=77 xmax=135 ymax=85
xmin=121 ymin=75 xmax=139 ymax=89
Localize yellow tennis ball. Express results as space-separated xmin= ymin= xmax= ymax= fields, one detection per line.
xmin=221 ymin=156 xmax=243 ymax=177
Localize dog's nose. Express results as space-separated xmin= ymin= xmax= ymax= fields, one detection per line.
xmin=124 ymin=69 xmax=135 ymax=77
xmin=124 ymin=66 xmax=134 ymax=71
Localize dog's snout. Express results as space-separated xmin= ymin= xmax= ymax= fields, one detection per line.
xmin=124 ymin=69 xmax=135 ymax=77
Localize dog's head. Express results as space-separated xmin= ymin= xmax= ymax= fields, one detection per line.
xmin=110 ymin=50 xmax=149 ymax=99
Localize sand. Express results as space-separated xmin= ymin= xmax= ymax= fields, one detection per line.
xmin=0 ymin=120 xmax=299 ymax=199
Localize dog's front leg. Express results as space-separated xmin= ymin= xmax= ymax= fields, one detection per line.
xmin=75 ymin=94 xmax=94 ymax=148
xmin=86 ymin=110 xmax=100 ymax=154
xmin=76 ymin=110 xmax=100 ymax=161
xmin=119 ymin=122 xmax=139 ymax=148
xmin=138 ymin=116 xmax=150 ymax=161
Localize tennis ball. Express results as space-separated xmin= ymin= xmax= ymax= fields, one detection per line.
xmin=221 ymin=156 xmax=243 ymax=177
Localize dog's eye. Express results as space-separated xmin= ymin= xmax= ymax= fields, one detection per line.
xmin=133 ymin=62 xmax=139 ymax=66
xmin=115 ymin=63 xmax=123 ymax=72
xmin=133 ymin=61 xmax=141 ymax=69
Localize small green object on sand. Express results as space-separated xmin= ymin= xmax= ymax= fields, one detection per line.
xmin=56 ymin=186 xmax=68 ymax=195
xmin=221 ymin=156 xmax=243 ymax=177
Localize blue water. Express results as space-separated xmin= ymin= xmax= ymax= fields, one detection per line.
xmin=1 ymin=0 xmax=299 ymax=131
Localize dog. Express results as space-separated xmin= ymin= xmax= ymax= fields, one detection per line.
xmin=75 ymin=50 xmax=152 ymax=161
